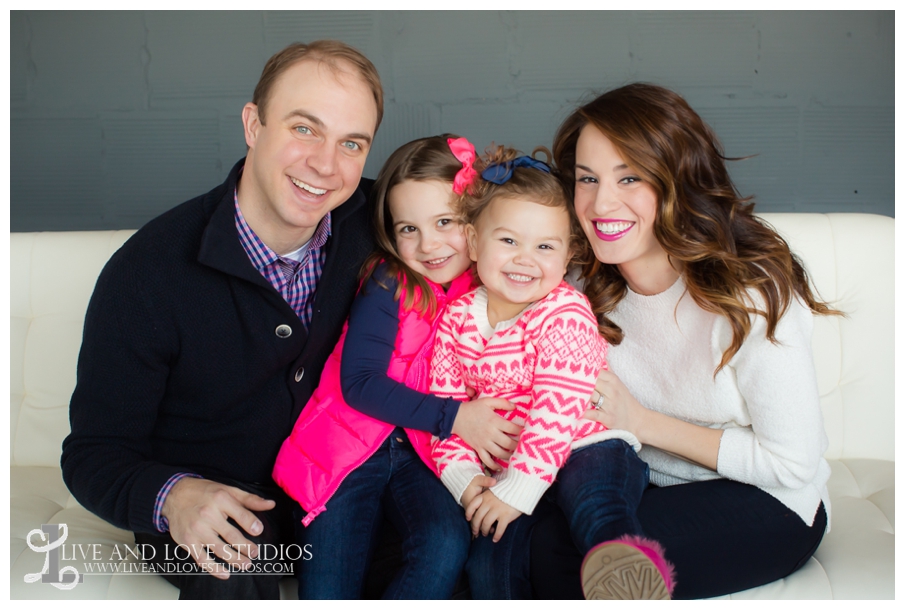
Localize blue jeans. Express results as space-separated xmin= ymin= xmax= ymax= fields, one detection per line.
xmin=467 ymin=439 xmax=649 ymax=599
xmin=532 ymin=480 xmax=828 ymax=599
xmin=295 ymin=429 xmax=470 ymax=599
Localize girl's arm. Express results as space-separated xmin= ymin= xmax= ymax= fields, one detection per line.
xmin=341 ymin=268 xmax=519 ymax=462
xmin=490 ymin=294 xmax=606 ymax=515
xmin=340 ymin=270 xmax=459 ymax=437
xmin=586 ymin=297 xmax=826 ymax=487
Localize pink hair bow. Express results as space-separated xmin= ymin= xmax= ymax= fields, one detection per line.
xmin=447 ymin=137 xmax=478 ymax=195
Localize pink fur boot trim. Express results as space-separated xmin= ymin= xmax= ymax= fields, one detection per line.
xmin=616 ymin=534 xmax=677 ymax=594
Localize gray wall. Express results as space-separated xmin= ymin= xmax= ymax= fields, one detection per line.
xmin=10 ymin=10 xmax=894 ymax=232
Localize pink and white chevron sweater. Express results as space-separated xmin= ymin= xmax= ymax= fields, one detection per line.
xmin=429 ymin=281 xmax=640 ymax=515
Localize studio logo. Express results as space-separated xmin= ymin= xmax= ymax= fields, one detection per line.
xmin=24 ymin=524 xmax=83 ymax=590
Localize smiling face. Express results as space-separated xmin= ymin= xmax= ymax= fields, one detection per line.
xmin=389 ymin=180 xmax=471 ymax=287
xmin=238 ymin=58 xmax=378 ymax=254
xmin=467 ymin=197 xmax=572 ymax=326
xmin=573 ymin=124 xmax=675 ymax=292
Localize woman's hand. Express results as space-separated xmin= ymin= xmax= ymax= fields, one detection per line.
xmin=452 ymin=397 xmax=521 ymax=471
xmin=583 ymin=369 xmax=723 ymax=471
xmin=583 ymin=369 xmax=649 ymax=438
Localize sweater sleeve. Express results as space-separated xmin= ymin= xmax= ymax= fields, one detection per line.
xmin=61 ymin=251 xmax=189 ymax=534
xmin=340 ymin=266 xmax=460 ymax=438
xmin=430 ymin=303 xmax=484 ymax=504
xmin=716 ymin=297 xmax=829 ymax=489
xmin=491 ymin=294 xmax=606 ymax=515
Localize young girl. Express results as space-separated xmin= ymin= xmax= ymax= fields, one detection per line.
xmin=272 ymin=135 xmax=519 ymax=599
xmin=428 ymin=145 xmax=675 ymax=600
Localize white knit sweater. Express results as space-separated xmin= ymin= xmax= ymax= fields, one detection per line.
xmin=606 ymin=276 xmax=831 ymax=528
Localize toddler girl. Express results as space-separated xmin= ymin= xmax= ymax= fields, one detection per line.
xmin=429 ymin=145 xmax=676 ymax=599
xmin=272 ymin=135 xmax=517 ymax=599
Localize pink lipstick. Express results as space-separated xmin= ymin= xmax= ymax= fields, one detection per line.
xmin=593 ymin=219 xmax=634 ymax=242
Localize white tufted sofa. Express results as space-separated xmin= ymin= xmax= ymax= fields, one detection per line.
xmin=9 ymin=213 xmax=894 ymax=599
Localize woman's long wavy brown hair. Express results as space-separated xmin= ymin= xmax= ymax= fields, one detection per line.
xmin=553 ymin=83 xmax=839 ymax=371
xmin=363 ymin=134 xmax=469 ymax=317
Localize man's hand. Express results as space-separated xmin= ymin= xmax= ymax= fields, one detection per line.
xmin=452 ymin=397 xmax=521 ymax=470
xmin=464 ymin=490 xmax=522 ymax=543
xmin=161 ymin=478 xmax=276 ymax=579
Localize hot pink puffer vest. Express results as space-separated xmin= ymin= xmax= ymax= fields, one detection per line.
xmin=272 ymin=270 xmax=474 ymax=526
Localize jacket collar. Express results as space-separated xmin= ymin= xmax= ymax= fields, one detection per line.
xmin=197 ymin=158 xmax=271 ymax=288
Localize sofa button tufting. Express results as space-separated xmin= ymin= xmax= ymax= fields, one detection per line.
xmin=275 ymin=324 xmax=292 ymax=339
xmin=294 ymin=367 xmax=305 ymax=382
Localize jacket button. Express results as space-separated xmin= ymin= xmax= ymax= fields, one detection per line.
xmin=275 ymin=324 xmax=292 ymax=338
xmin=295 ymin=367 xmax=305 ymax=382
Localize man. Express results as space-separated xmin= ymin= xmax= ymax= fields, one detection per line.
xmin=61 ymin=41 xmax=383 ymax=599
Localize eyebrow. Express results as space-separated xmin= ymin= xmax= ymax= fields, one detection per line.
xmin=576 ymin=163 xmax=629 ymax=172
xmin=283 ymin=109 xmax=373 ymax=146
xmin=393 ymin=212 xmax=454 ymax=225
xmin=491 ymin=227 xmax=564 ymax=243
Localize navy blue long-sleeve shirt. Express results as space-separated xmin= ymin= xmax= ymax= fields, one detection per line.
xmin=340 ymin=267 xmax=461 ymax=438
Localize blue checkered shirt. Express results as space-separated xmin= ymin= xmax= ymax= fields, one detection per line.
xmin=234 ymin=191 xmax=331 ymax=327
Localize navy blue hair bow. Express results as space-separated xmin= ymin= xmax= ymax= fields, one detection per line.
xmin=481 ymin=156 xmax=551 ymax=184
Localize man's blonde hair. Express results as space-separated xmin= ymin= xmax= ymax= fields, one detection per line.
xmin=252 ymin=40 xmax=383 ymax=129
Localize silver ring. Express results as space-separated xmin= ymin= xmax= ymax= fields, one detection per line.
xmin=593 ymin=394 xmax=605 ymax=410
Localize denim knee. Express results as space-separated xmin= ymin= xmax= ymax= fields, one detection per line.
xmin=465 ymin=535 xmax=506 ymax=599
xmin=465 ymin=510 xmax=540 ymax=600
xmin=559 ymin=439 xmax=649 ymax=497
xmin=406 ymin=514 xmax=470 ymax=572
xmin=557 ymin=439 xmax=649 ymax=552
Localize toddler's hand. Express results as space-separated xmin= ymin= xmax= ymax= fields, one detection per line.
xmin=460 ymin=475 xmax=496 ymax=509
xmin=465 ymin=490 xmax=522 ymax=543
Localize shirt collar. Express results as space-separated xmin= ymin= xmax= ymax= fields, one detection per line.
xmin=234 ymin=187 xmax=332 ymax=271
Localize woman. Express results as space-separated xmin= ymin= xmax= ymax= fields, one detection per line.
xmin=529 ymin=83 xmax=838 ymax=599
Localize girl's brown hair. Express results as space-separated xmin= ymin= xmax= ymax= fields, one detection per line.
xmin=553 ymin=83 xmax=839 ymax=370
xmin=460 ymin=144 xmax=586 ymax=264
xmin=363 ymin=134 xmax=467 ymax=316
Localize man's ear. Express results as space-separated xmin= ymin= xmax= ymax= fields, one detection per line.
xmin=242 ymin=102 xmax=261 ymax=149
xmin=465 ymin=224 xmax=479 ymax=262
